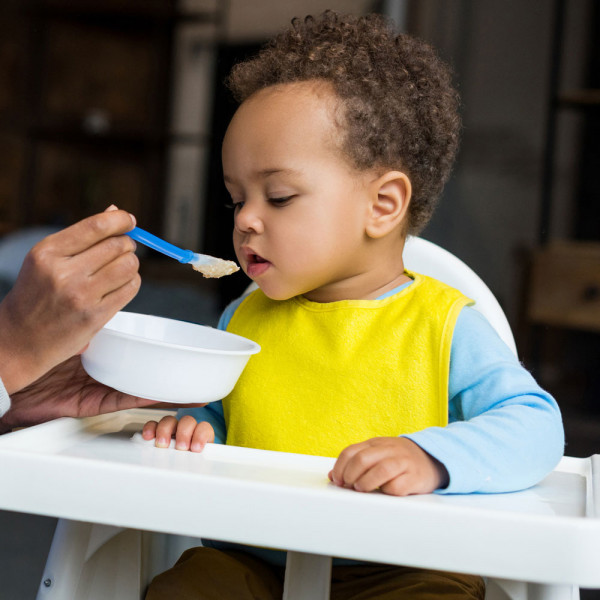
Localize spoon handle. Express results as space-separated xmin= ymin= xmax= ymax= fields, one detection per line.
xmin=126 ymin=227 xmax=194 ymax=264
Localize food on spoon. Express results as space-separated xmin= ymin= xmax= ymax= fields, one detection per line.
xmin=191 ymin=257 xmax=240 ymax=278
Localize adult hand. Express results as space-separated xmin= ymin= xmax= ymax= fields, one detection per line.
xmin=328 ymin=436 xmax=449 ymax=496
xmin=0 ymin=356 xmax=157 ymax=434
xmin=0 ymin=207 xmax=140 ymax=395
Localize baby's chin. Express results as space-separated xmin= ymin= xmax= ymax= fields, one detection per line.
xmin=254 ymin=282 xmax=304 ymax=302
xmin=260 ymin=289 xmax=298 ymax=301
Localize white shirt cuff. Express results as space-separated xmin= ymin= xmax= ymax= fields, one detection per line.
xmin=0 ymin=375 xmax=11 ymax=418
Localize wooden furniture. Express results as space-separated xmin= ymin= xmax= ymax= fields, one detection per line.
xmin=0 ymin=0 xmax=222 ymax=237
xmin=528 ymin=242 xmax=600 ymax=333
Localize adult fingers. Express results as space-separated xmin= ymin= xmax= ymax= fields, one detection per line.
xmin=145 ymin=402 xmax=209 ymax=409
xmin=72 ymin=233 xmax=138 ymax=279
xmin=37 ymin=254 xmax=141 ymax=340
xmin=86 ymin=249 xmax=141 ymax=301
xmin=42 ymin=209 xmax=136 ymax=257
xmin=20 ymin=217 xmax=138 ymax=311
xmin=96 ymin=274 xmax=142 ymax=324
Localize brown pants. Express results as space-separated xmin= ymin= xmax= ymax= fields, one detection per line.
xmin=145 ymin=547 xmax=485 ymax=600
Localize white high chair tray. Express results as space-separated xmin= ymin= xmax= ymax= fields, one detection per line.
xmin=0 ymin=409 xmax=599 ymax=589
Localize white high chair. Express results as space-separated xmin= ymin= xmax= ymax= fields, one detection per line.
xmin=403 ymin=236 xmax=517 ymax=355
xmin=32 ymin=237 xmax=576 ymax=600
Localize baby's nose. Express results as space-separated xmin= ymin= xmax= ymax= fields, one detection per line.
xmin=235 ymin=203 xmax=263 ymax=234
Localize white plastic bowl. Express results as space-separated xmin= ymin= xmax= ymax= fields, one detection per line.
xmin=81 ymin=311 xmax=260 ymax=403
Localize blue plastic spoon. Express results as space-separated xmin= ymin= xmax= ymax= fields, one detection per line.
xmin=126 ymin=227 xmax=239 ymax=278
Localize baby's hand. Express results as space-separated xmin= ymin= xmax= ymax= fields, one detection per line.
xmin=328 ymin=437 xmax=449 ymax=496
xmin=142 ymin=415 xmax=214 ymax=452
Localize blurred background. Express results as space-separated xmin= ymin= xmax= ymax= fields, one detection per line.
xmin=0 ymin=0 xmax=599 ymax=597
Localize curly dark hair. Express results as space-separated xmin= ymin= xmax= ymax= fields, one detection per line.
xmin=226 ymin=10 xmax=461 ymax=234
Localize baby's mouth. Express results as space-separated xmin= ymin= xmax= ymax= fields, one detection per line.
xmin=243 ymin=247 xmax=268 ymax=265
xmin=249 ymin=253 xmax=268 ymax=265
xmin=243 ymin=248 xmax=271 ymax=277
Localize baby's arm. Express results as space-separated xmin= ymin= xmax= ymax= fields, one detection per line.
xmin=405 ymin=308 xmax=564 ymax=494
xmin=329 ymin=437 xmax=448 ymax=495
xmin=331 ymin=307 xmax=564 ymax=496
xmin=142 ymin=414 xmax=214 ymax=452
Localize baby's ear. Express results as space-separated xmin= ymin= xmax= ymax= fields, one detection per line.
xmin=365 ymin=171 xmax=411 ymax=239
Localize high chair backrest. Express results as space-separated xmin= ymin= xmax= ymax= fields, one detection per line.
xmin=403 ymin=236 xmax=517 ymax=356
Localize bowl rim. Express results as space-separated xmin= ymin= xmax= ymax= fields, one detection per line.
xmin=96 ymin=311 xmax=261 ymax=356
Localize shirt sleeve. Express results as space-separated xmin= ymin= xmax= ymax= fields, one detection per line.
xmin=404 ymin=306 xmax=565 ymax=494
xmin=176 ymin=296 xmax=247 ymax=444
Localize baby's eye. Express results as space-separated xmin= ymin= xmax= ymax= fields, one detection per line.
xmin=268 ymin=196 xmax=294 ymax=206
xmin=224 ymin=201 xmax=244 ymax=211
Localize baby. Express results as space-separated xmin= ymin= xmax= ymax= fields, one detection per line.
xmin=143 ymin=11 xmax=564 ymax=600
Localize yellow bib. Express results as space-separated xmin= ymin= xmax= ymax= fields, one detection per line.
xmin=224 ymin=272 xmax=472 ymax=457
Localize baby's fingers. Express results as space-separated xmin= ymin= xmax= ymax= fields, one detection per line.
xmin=329 ymin=440 xmax=376 ymax=487
xmin=142 ymin=420 xmax=158 ymax=440
xmin=352 ymin=458 xmax=406 ymax=493
xmin=380 ymin=473 xmax=421 ymax=497
xmin=174 ymin=415 xmax=199 ymax=451
xmin=190 ymin=421 xmax=215 ymax=452
xmin=154 ymin=415 xmax=179 ymax=448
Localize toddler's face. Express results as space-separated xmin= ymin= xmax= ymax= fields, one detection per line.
xmin=222 ymin=81 xmax=378 ymax=302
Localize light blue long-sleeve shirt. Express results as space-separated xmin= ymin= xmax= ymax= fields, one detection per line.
xmin=180 ymin=282 xmax=564 ymax=495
